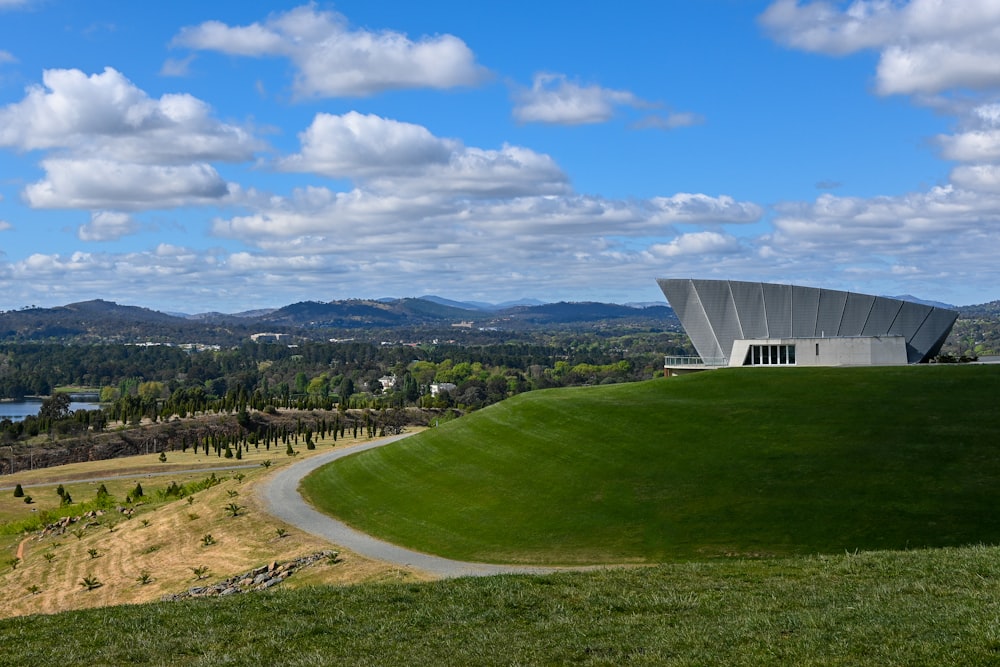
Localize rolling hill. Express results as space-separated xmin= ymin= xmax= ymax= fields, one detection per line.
xmin=302 ymin=365 xmax=1000 ymax=564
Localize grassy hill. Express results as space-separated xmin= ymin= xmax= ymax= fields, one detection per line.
xmin=302 ymin=365 xmax=1000 ymax=564
xmin=1 ymin=544 xmax=1000 ymax=665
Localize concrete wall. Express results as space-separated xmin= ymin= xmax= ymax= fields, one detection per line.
xmin=729 ymin=336 xmax=908 ymax=368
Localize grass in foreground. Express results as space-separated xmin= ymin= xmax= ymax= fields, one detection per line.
xmin=303 ymin=365 xmax=1000 ymax=564
xmin=0 ymin=544 xmax=999 ymax=666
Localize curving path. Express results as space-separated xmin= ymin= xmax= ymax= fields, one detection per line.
xmin=258 ymin=433 xmax=562 ymax=578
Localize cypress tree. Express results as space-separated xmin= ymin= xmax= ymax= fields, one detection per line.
xmin=13 ymin=484 xmax=24 ymax=498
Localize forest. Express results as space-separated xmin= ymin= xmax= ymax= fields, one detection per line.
xmin=0 ymin=331 xmax=690 ymax=445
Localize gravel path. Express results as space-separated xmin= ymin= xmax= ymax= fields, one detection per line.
xmin=258 ymin=433 xmax=560 ymax=578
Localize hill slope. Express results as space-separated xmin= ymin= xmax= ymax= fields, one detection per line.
xmin=303 ymin=365 xmax=1000 ymax=564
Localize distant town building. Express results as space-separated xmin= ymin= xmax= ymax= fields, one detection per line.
xmin=430 ymin=382 xmax=457 ymax=397
xmin=658 ymin=279 xmax=958 ymax=375
xmin=250 ymin=332 xmax=289 ymax=343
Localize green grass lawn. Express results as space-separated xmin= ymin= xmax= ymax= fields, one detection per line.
xmin=302 ymin=365 xmax=1000 ymax=564
xmin=2 ymin=544 xmax=1000 ymax=666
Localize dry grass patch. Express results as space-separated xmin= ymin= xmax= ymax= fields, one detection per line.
xmin=0 ymin=430 xmax=426 ymax=619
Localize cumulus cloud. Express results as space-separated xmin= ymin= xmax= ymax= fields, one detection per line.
xmin=648 ymin=194 xmax=763 ymax=224
xmin=0 ymin=67 xmax=256 ymax=211
xmin=77 ymin=211 xmax=138 ymax=241
xmin=760 ymin=0 xmax=1000 ymax=95
xmin=280 ymin=112 xmax=570 ymax=197
xmin=649 ymin=231 xmax=741 ymax=257
xmin=211 ymin=185 xmax=762 ymax=250
xmin=0 ymin=67 xmax=258 ymax=161
xmin=280 ymin=112 xmax=456 ymax=178
xmin=771 ymin=187 xmax=1000 ymax=250
xmin=512 ymin=73 xmax=647 ymax=125
xmin=172 ymin=4 xmax=488 ymax=98
xmin=24 ymin=159 xmax=231 ymax=210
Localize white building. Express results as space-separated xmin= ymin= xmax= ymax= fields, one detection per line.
xmin=658 ymin=279 xmax=958 ymax=375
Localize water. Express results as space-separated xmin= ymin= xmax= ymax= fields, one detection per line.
xmin=0 ymin=396 xmax=102 ymax=422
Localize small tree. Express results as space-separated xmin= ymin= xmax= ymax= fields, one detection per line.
xmin=136 ymin=571 xmax=153 ymax=585
xmin=201 ymin=534 xmax=216 ymax=546
xmin=225 ymin=502 xmax=244 ymax=517
xmin=12 ymin=483 xmax=24 ymax=498
xmin=22 ymin=495 xmax=32 ymax=504
xmin=7 ymin=557 xmax=19 ymax=571
xmin=80 ymin=576 xmax=102 ymax=591
xmin=158 ymin=452 xmax=167 ymax=463
xmin=133 ymin=482 xmax=144 ymax=498
xmin=56 ymin=484 xmax=65 ymax=498
xmin=191 ymin=566 xmax=210 ymax=580
xmin=87 ymin=548 xmax=99 ymax=559
xmin=61 ymin=491 xmax=73 ymax=506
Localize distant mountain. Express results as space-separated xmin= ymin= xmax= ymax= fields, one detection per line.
xmin=417 ymin=295 xmax=483 ymax=311
xmin=417 ymin=295 xmax=546 ymax=311
xmin=888 ymin=294 xmax=956 ymax=310
xmin=493 ymin=301 xmax=676 ymax=326
xmin=0 ymin=300 xmax=266 ymax=344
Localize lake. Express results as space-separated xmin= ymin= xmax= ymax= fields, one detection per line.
xmin=0 ymin=396 xmax=103 ymax=422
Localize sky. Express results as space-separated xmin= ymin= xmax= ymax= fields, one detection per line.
xmin=0 ymin=0 xmax=998 ymax=313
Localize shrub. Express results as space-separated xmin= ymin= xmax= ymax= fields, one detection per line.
xmin=136 ymin=571 xmax=153 ymax=585
xmin=22 ymin=495 xmax=32 ymax=504
xmin=12 ymin=484 xmax=23 ymax=498
xmin=79 ymin=576 xmax=102 ymax=591
xmin=201 ymin=534 xmax=216 ymax=547
xmin=191 ymin=566 xmax=209 ymax=580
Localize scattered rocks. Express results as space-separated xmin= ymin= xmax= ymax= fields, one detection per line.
xmin=160 ymin=550 xmax=338 ymax=602
xmin=38 ymin=509 xmax=119 ymax=537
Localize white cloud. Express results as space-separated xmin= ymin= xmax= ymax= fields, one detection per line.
xmin=0 ymin=67 xmax=258 ymax=162
xmin=0 ymin=220 xmax=11 ymax=231
xmin=649 ymin=232 xmax=741 ymax=257
xmin=512 ymin=73 xmax=646 ymax=125
xmin=25 ymin=159 xmax=231 ymax=210
xmin=771 ymin=187 xmax=1000 ymax=250
xmin=760 ymin=0 xmax=1000 ymax=95
xmin=0 ymin=68 xmax=256 ymax=211
xmin=950 ymin=164 xmax=1000 ymax=193
xmin=632 ymin=112 xmax=705 ymax=131
xmin=0 ymin=50 xmax=15 ymax=64
xmin=78 ymin=211 xmax=138 ymax=242
xmin=280 ymin=112 xmax=570 ymax=198
xmin=280 ymin=112 xmax=455 ymax=178
xmin=648 ymin=194 xmax=762 ymax=224
xmin=0 ymin=0 xmax=32 ymax=9
xmin=160 ymin=55 xmax=196 ymax=77
xmin=173 ymin=4 xmax=488 ymax=98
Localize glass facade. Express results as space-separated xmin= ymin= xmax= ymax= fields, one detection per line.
xmin=743 ymin=344 xmax=796 ymax=366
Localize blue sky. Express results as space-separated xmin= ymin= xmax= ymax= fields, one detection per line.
xmin=0 ymin=0 xmax=997 ymax=313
